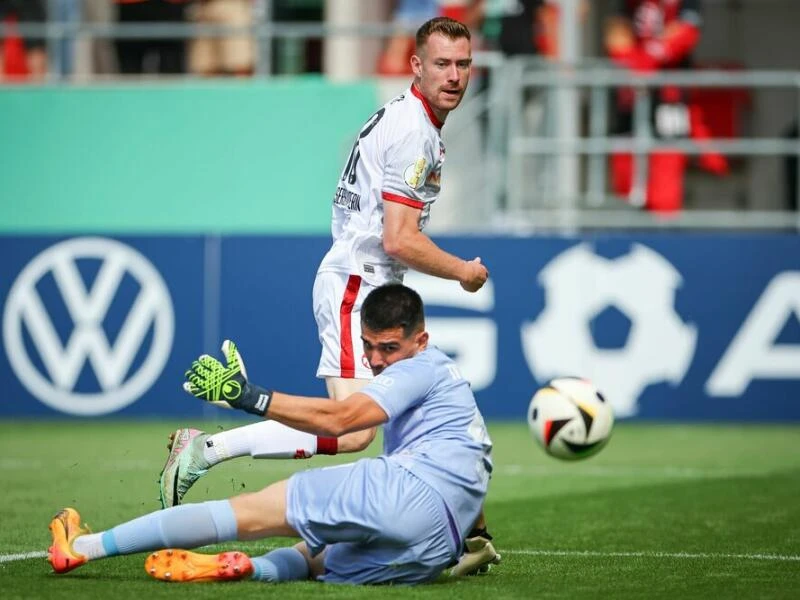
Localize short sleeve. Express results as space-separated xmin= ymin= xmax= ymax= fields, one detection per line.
xmin=360 ymin=356 xmax=434 ymax=420
xmin=381 ymin=130 xmax=437 ymax=210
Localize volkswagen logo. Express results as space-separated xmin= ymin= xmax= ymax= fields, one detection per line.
xmin=3 ymin=237 xmax=175 ymax=416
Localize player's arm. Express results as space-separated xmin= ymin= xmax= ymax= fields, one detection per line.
xmin=383 ymin=199 xmax=488 ymax=292
xmin=183 ymin=340 xmax=388 ymax=436
xmin=261 ymin=391 xmax=388 ymax=438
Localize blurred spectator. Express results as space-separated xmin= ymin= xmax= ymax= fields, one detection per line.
xmin=377 ymin=1 xmax=483 ymax=76
xmin=189 ymin=0 xmax=254 ymax=76
xmin=479 ymin=0 xmax=541 ymax=57
xmin=605 ymin=0 xmax=727 ymax=214
xmin=0 ymin=0 xmax=47 ymax=82
xmin=377 ymin=0 xmax=437 ymax=76
xmin=114 ymin=0 xmax=189 ymax=74
xmin=52 ymin=0 xmax=81 ymax=76
xmin=83 ymin=0 xmax=119 ymax=75
xmin=476 ymin=0 xmax=587 ymax=59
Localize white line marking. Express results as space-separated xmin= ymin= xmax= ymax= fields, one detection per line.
xmin=3 ymin=548 xmax=798 ymax=565
xmin=504 ymin=549 xmax=800 ymax=562
xmin=0 ymin=551 xmax=47 ymax=563
xmin=495 ymin=465 xmax=772 ymax=478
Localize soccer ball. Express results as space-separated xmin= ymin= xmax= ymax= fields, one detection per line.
xmin=527 ymin=377 xmax=614 ymax=460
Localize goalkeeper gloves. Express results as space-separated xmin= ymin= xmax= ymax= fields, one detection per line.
xmin=183 ymin=340 xmax=273 ymax=417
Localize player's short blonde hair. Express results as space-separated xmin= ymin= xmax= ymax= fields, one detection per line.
xmin=415 ymin=17 xmax=471 ymax=52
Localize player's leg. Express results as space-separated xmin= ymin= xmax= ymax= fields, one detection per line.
xmin=49 ymin=479 xmax=298 ymax=576
xmin=146 ymin=485 xmax=319 ymax=583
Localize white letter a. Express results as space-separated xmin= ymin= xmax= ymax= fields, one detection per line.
xmin=706 ymin=272 xmax=800 ymax=396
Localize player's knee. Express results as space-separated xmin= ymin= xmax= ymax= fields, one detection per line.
xmin=229 ymin=482 xmax=292 ymax=539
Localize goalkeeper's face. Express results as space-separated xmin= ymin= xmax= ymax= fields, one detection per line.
xmin=361 ymin=325 xmax=429 ymax=376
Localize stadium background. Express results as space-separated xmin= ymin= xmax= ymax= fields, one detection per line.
xmin=1 ymin=3 xmax=799 ymax=597
xmin=0 ymin=1 xmax=800 ymax=421
xmin=1 ymin=78 xmax=798 ymax=421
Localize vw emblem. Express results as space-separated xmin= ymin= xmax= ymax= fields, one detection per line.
xmin=3 ymin=237 xmax=175 ymax=416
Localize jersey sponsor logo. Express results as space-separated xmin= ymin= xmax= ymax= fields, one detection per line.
xmin=521 ymin=243 xmax=697 ymax=418
xmin=403 ymin=157 xmax=428 ymax=190
xmin=3 ymin=237 xmax=175 ymax=416
xmin=333 ymin=186 xmax=361 ymax=211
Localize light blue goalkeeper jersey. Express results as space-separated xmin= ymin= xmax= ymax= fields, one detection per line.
xmin=360 ymin=346 xmax=493 ymax=538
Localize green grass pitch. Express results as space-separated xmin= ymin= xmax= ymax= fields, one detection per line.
xmin=1 ymin=420 xmax=798 ymax=599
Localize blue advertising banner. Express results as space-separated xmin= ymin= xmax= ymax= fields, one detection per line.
xmin=2 ymin=234 xmax=799 ymax=421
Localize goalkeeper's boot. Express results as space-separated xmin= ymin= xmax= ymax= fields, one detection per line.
xmin=449 ymin=532 xmax=502 ymax=577
xmin=48 ymin=508 xmax=90 ymax=574
xmin=159 ymin=428 xmax=211 ymax=509
xmin=145 ymin=549 xmax=253 ymax=582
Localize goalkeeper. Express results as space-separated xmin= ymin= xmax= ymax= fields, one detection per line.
xmin=49 ymin=284 xmax=494 ymax=585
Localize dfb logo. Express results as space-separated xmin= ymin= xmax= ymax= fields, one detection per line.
xmin=521 ymin=243 xmax=697 ymax=418
xmin=3 ymin=237 xmax=175 ymax=416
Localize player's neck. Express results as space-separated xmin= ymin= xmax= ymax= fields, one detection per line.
xmin=411 ymin=82 xmax=447 ymax=127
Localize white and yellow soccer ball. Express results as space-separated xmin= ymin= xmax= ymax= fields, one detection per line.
xmin=527 ymin=377 xmax=614 ymax=460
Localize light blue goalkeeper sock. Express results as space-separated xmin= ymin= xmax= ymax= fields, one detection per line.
xmin=250 ymin=547 xmax=309 ymax=582
xmin=99 ymin=500 xmax=238 ymax=556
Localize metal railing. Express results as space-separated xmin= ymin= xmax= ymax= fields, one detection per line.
xmin=491 ymin=59 xmax=800 ymax=230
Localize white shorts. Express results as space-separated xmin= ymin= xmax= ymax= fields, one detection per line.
xmin=313 ymin=271 xmax=375 ymax=380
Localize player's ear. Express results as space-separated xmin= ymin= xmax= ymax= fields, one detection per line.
xmin=416 ymin=330 xmax=429 ymax=348
xmin=410 ymin=53 xmax=422 ymax=77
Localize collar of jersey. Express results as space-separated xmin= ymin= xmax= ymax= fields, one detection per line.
xmin=411 ymin=84 xmax=444 ymax=130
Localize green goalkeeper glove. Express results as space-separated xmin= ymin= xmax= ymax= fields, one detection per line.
xmin=183 ymin=340 xmax=273 ymax=416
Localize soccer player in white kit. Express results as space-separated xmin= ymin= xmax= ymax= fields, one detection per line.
xmin=157 ymin=17 xmax=497 ymax=575
xmin=49 ymin=284 xmax=493 ymax=585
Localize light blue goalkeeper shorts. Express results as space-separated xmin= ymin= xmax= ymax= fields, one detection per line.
xmin=285 ymin=456 xmax=461 ymax=585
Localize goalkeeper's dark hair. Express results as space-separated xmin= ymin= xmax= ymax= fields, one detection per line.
xmin=361 ymin=284 xmax=425 ymax=338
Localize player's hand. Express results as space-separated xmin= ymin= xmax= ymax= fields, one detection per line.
xmin=183 ymin=340 xmax=249 ymax=409
xmin=460 ymin=257 xmax=489 ymax=293
xmin=183 ymin=340 xmax=273 ymax=416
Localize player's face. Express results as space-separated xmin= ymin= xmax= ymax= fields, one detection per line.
xmin=411 ymin=33 xmax=472 ymax=122
xmin=361 ymin=325 xmax=429 ymax=376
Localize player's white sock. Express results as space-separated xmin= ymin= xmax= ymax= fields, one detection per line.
xmin=203 ymin=421 xmax=334 ymax=466
xmin=72 ymin=532 xmax=107 ymax=560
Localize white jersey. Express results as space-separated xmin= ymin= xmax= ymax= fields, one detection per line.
xmin=317 ymin=85 xmax=446 ymax=287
